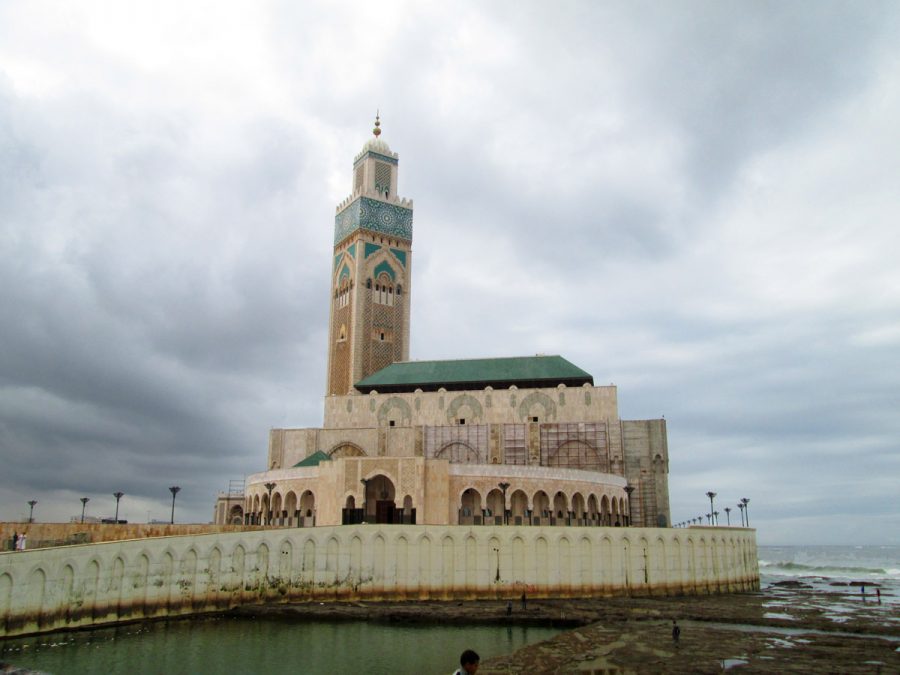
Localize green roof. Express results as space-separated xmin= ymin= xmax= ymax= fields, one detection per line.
xmin=293 ymin=451 xmax=331 ymax=467
xmin=354 ymin=355 xmax=593 ymax=393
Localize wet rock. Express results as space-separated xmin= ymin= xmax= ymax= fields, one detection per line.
xmin=771 ymin=580 xmax=812 ymax=588
xmin=235 ymin=588 xmax=900 ymax=674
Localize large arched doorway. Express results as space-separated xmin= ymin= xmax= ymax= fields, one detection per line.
xmin=299 ymin=490 xmax=316 ymax=527
xmin=227 ymin=504 xmax=244 ymax=525
xmin=363 ymin=474 xmax=397 ymax=524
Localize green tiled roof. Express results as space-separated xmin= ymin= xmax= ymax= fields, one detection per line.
xmin=293 ymin=451 xmax=331 ymax=467
xmin=355 ymin=355 xmax=593 ymax=393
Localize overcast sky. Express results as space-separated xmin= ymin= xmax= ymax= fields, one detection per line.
xmin=1 ymin=1 xmax=897 ymax=545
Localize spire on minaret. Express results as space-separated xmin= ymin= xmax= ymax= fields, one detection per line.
xmin=373 ymin=111 xmax=381 ymax=137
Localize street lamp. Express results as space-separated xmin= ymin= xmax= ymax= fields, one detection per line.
xmin=724 ymin=507 xmax=731 ymax=526
xmin=741 ymin=498 xmax=750 ymax=527
xmin=359 ymin=478 xmax=369 ymax=524
xmin=498 ymin=482 xmax=510 ymax=525
xmin=264 ymin=482 xmax=276 ymax=526
xmin=713 ymin=511 xmax=719 ymax=526
xmin=27 ymin=500 xmax=37 ymax=523
xmin=113 ymin=492 xmax=124 ymax=523
xmin=80 ymin=497 xmax=90 ymax=523
xmin=737 ymin=503 xmax=744 ymax=526
xmin=169 ymin=486 xmax=181 ymax=524
xmin=624 ymin=485 xmax=635 ymax=526
xmin=706 ymin=492 xmax=716 ymax=525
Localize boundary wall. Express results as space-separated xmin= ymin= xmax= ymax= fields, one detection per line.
xmin=0 ymin=525 xmax=758 ymax=638
xmin=1 ymin=523 xmax=262 ymax=549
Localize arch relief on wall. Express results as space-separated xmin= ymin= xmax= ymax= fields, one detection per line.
xmin=446 ymin=394 xmax=484 ymax=424
xmin=517 ymin=392 xmax=557 ymax=422
xmin=329 ymin=442 xmax=367 ymax=458
xmin=377 ymin=396 xmax=412 ymax=426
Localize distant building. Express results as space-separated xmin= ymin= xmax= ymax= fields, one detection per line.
xmin=215 ymin=117 xmax=670 ymax=529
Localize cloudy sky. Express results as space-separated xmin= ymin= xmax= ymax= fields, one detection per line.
xmin=1 ymin=1 xmax=897 ymax=544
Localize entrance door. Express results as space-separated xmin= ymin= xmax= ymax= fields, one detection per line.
xmin=375 ymin=500 xmax=395 ymax=524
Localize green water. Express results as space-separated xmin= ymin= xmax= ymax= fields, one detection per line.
xmin=0 ymin=617 xmax=561 ymax=674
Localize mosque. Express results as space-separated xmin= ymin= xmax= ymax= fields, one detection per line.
xmin=214 ymin=118 xmax=670 ymax=531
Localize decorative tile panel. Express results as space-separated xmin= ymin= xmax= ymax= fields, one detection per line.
xmin=335 ymin=197 xmax=413 ymax=244
xmin=355 ymin=150 xmax=398 ymax=166
xmin=373 ymin=260 xmax=396 ymax=281
xmin=390 ymin=248 xmax=407 ymax=267
xmin=364 ymin=242 xmax=382 ymax=258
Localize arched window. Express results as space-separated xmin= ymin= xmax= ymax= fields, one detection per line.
xmin=373 ymin=273 xmax=395 ymax=306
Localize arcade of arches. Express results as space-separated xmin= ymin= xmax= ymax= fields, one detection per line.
xmin=241 ymin=457 xmax=633 ymax=529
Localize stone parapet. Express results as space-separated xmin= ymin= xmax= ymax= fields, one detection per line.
xmin=0 ymin=524 xmax=758 ymax=638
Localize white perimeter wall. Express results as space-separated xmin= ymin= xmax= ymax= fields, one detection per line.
xmin=0 ymin=525 xmax=758 ymax=637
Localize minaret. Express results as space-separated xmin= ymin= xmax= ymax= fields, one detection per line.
xmin=326 ymin=115 xmax=414 ymax=396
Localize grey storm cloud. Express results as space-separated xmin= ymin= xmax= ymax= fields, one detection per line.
xmin=1 ymin=1 xmax=898 ymax=542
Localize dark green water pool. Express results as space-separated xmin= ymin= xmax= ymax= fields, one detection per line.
xmin=1 ymin=617 xmax=561 ymax=674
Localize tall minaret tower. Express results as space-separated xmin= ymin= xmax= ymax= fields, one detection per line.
xmin=326 ymin=115 xmax=414 ymax=396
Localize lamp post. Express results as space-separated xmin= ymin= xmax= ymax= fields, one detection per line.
xmin=264 ymin=482 xmax=276 ymax=526
xmin=706 ymin=513 xmax=711 ymax=525
xmin=724 ymin=507 xmax=731 ymax=526
xmin=706 ymin=491 xmax=716 ymax=525
xmin=80 ymin=497 xmax=90 ymax=523
xmin=741 ymin=498 xmax=750 ymax=527
xmin=113 ymin=492 xmax=124 ymax=523
xmin=624 ymin=485 xmax=635 ymax=526
xmin=713 ymin=511 xmax=719 ymax=527
xmin=169 ymin=486 xmax=181 ymax=524
xmin=27 ymin=500 xmax=37 ymax=523
xmin=498 ymin=482 xmax=510 ymax=525
xmin=360 ymin=478 xmax=369 ymax=524
xmin=737 ymin=503 xmax=744 ymax=526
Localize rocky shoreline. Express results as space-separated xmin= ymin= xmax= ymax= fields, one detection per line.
xmin=233 ymin=584 xmax=899 ymax=673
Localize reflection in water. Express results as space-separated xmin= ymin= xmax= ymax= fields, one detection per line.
xmin=1 ymin=616 xmax=561 ymax=675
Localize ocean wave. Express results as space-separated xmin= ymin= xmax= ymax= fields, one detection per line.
xmin=759 ymin=560 xmax=896 ymax=577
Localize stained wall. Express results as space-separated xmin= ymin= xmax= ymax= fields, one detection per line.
xmin=0 ymin=524 xmax=758 ymax=638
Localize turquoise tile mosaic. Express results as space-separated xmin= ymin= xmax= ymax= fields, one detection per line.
xmin=355 ymin=150 xmax=398 ymax=166
xmin=374 ymin=260 xmax=396 ymax=281
xmin=390 ymin=248 xmax=407 ymax=267
xmin=364 ymin=242 xmax=382 ymax=258
xmin=334 ymin=197 xmax=413 ymax=245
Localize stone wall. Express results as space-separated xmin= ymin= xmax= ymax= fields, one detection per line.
xmin=0 ymin=524 xmax=758 ymax=638
xmin=322 ymin=384 xmax=620 ymax=431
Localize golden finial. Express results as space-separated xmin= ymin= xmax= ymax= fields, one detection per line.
xmin=373 ymin=110 xmax=381 ymax=137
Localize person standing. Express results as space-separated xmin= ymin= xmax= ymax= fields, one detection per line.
xmin=521 ymin=591 xmax=527 ymax=610
xmin=11 ymin=532 xmax=18 ymax=551
xmin=17 ymin=533 xmax=27 ymax=551
xmin=452 ymin=649 xmax=480 ymax=675
xmin=672 ymin=619 xmax=681 ymax=645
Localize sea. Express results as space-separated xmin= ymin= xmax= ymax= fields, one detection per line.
xmin=758 ymin=544 xmax=900 ymax=624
